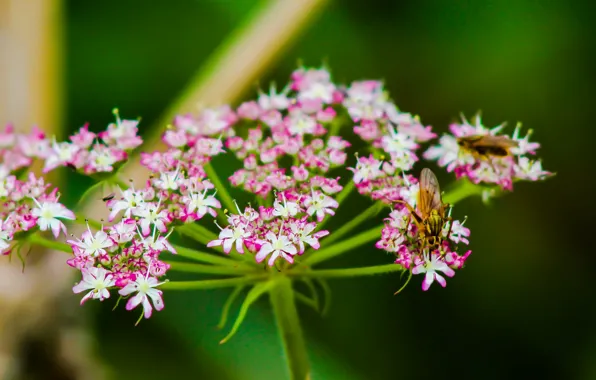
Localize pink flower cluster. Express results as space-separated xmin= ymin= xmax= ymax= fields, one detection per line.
xmin=0 ymin=110 xmax=142 ymax=176
xmin=70 ymin=131 xmax=226 ymax=318
xmin=208 ymin=191 xmax=332 ymax=266
xmin=424 ymin=114 xmax=551 ymax=190
xmin=376 ymin=202 xmax=472 ymax=291
xmin=0 ymin=172 xmax=74 ymax=254
xmin=0 ymin=65 xmax=550 ymax=317
xmin=68 ymin=218 xmax=174 ymax=320
xmin=349 ymin=154 xmax=420 ymax=204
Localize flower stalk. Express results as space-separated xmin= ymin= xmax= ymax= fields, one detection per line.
xmin=269 ymin=276 xmax=310 ymax=380
xmin=160 ymin=275 xmax=267 ymax=291
xmin=292 ymin=263 xmax=403 ymax=279
xmin=28 ymin=234 xmax=72 ymax=254
xmin=302 ymin=224 xmax=384 ymax=266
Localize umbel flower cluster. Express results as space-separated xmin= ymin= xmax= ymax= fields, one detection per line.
xmin=0 ymin=66 xmax=551 ymax=329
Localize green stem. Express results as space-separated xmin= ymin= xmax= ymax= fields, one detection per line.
xmin=160 ymin=275 xmax=266 ymax=290
xmin=173 ymin=244 xmax=248 ymax=267
xmin=294 ymin=292 xmax=319 ymax=312
xmin=316 ymin=278 xmax=332 ymax=316
xmin=111 ymin=177 xmax=130 ymax=190
xmin=204 ymin=162 xmax=236 ymax=218
xmin=72 ymin=214 xmax=103 ymax=230
xmin=335 ymin=181 xmax=355 ymax=205
xmin=322 ymin=202 xmax=383 ymax=246
xmin=28 ymin=234 xmax=71 ymax=254
xmin=292 ymin=264 xmax=402 ymax=279
xmin=165 ymin=261 xmax=257 ymax=275
xmin=316 ymin=181 xmax=355 ymax=232
xmin=269 ymin=276 xmax=310 ymax=380
xmin=174 ymin=228 xmax=255 ymax=265
xmin=177 ymin=223 xmax=218 ymax=245
xmin=218 ymin=285 xmax=246 ymax=329
xmin=75 ymin=180 xmax=105 ymax=209
xmin=174 ymin=223 xmax=213 ymax=245
xmin=302 ymin=224 xmax=383 ymax=266
xmin=443 ymin=179 xmax=484 ymax=205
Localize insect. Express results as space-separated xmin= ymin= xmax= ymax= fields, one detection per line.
xmin=395 ymin=168 xmax=452 ymax=249
xmin=457 ymin=134 xmax=519 ymax=161
xmin=102 ymin=193 xmax=115 ymax=202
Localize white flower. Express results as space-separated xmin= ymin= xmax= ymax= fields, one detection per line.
xmin=304 ymin=190 xmax=338 ymax=222
xmin=31 ymin=199 xmax=75 ymax=238
xmin=207 ymin=225 xmax=251 ymax=254
xmin=289 ymin=220 xmax=328 ymax=254
xmin=0 ymin=219 xmax=12 ymax=253
xmin=381 ymin=125 xmax=418 ymax=155
xmin=72 ymin=267 xmax=115 ymax=304
xmin=258 ymin=84 xmax=291 ymax=110
xmin=444 ymin=220 xmax=470 ymax=245
xmin=43 ymin=139 xmax=80 ymax=172
xmin=423 ymin=135 xmax=472 ymax=172
xmin=287 ymin=111 xmax=318 ymax=136
xmin=297 ymin=81 xmax=335 ymax=103
xmin=68 ymin=225 xmax=113 ymax=257
xmin=273 ymin=193 xmax=300 ymax=219
xmin=412 ymin=251 xmax=455 ymax=291
xmin=350 ymin=156 xmax=383 ymax=184
xmin=118 ymin=275 xmax=165 ymax=319
xmin=134 ymin=201 xmax=170 ymax=236
xmin=181 ymin=189 xmax=221 ymax=219
xmin=256 ymin=230 xmax=297 ymax=266
xmin=108 ymin=188 xmax=146 ymax=221
xmin=515 ymin=157 xmax=550 ymax=181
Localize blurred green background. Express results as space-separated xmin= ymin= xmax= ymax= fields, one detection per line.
xmin=54 ymin=0 xmax=595 ymax=379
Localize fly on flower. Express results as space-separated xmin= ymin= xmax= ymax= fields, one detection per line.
xmin=102 ymin=193 xmax=115 ymax=202
xmin=457 ymin=134 xmax=519 ymax=161
xmin=395 ymin=168 xmax=452 ymax=249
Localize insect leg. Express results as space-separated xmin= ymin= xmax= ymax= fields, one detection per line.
xmin=445 ymin=216 xmax=454 ymax=242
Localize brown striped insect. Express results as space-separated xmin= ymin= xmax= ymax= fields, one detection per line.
xmin=457 ymin=134 xmax=519 ymax=161
xmin=395 ymin=168 xmax=452 ymax=249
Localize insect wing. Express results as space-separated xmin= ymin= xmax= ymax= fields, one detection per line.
xmin=472 ymin=135 xmax=519 ymax=149
xmin=418 ymin=168 xmax=443 ymax=217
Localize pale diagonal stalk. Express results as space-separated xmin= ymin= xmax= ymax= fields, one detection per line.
xmin=291 ymin=264 xmax=402 ymax=279
xmin=133 ymin=0 xmax=330 ymax=155
xmin=301 ymin=278 xmax=320 ymax=312
xmin=315 ymin=278 xmax=332 ymax=316
xmin=173 ymin=244 xmax=248 ymax=267
xmin=164 ymin=261 xmax=257 ymax=276
xmin=220 ymin=280 xmax=275 ymax=344
xmin=160 ymin=274 xmax=267 ymax=291
xmin=218 ymin=285 xmax=246 ymax=329
xmin=301 ymin=224 xmax=384 ymax=266
xmin=204 ymin=162 xmax=236 ymax=221
xmin=322 ymin=201 xmax=384 ymax=246
xmin=269 ymin=276 xmax=310 ymax=380
xmin=77 ymin=0 xmax=330 ymax=256
xmin=294 ymin=291 xmax=319 ymax=312
xmin=28 ymin=234 xmax=71 ymax=254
